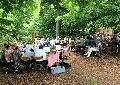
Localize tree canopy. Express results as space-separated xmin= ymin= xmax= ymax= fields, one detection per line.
xmin=0 ymin=0 xmax=120 ymax=43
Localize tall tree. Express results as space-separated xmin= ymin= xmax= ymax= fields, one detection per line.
xmin=41 ymin=0 xmax=62 ymax=38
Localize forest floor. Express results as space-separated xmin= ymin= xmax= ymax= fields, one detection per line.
xmin=0 ymin=53 xmax=120 ymax=85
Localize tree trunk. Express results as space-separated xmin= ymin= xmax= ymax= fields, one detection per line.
xmin=56 ymin=5 xmax=60 ymax=39
xmin=56 ymin=19 xmax=60 ymax=38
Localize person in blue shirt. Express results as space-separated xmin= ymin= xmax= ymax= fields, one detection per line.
xmin=44 ymin=38 xmax=51 ymax=47
xmin=88 ymin=36 xmax=96 ymax=47
xmin=84 ymin=36 xmax=99 ymax=57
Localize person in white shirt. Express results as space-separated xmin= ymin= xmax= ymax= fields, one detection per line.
xmin=40 ymin=38 xmax=45 ymax=46
xmin=24 ymin=48 xmax=34 ymax=60
xmin=55 ymin=38 xmax=60 ymax=45
xmin=34 ymin=46 xmax=47 ymax=61
xmin=25 ymin=44 xmax=34 ymax=52
xmin=34 ymin=46 xmax=48 ymax=68
xmin=50 ymin=39 xmax=55 ymax=46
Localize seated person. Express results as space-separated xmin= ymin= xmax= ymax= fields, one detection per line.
xmin=50 ymin=39 xmax=55 ymax=46
xmin=12 ymin=46 xmax=21 ymax=62
xmin=24 ymin=48 xmax=34 ymax=60
xmin=26 ymin=44 xmax=34 ymax=51
xmin=19 ymin=41 xmax=27 ymax=52
xmin=43 ymin=39 xmax=51 ymax=53
xmin=34 ymin=45 xmax=40 ymax=52
xmin=84 ymin=37 xmax=99 ymax=57
xmin=4 ymin=45 xmax=14 ymax=62
xmin=55 ymin=45 xmax=61 ymax=51
xmin=69 ymin=40 xmax=75 ymax=51
xmin=34 ymin=46 xmax=48 ymax=67
xmin=55 ymin=38 xmax=60 ymax=45
xmin=44 ymin=38 xmax=51 ymax=47
xmin=63 ymin=41 xmax=68 ymax=47
xmin=80 ymin=36 xmax=86 ymax=47
xmin=34 ymin=46 xmax=47 ymax=61
xmin=48 ymin=51 xmax=59 ymax=67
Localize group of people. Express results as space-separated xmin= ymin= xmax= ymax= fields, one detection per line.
xmin=1 ymin=32 xmax=120 ymax=65
xmin=75 ymin=32 xmax=120 ymax=57
xmin=1 ymin=37 xmax=70 ymax=65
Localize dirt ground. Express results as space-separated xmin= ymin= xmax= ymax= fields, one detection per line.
xmin=0 ymin=53 xmax=120 ymax=85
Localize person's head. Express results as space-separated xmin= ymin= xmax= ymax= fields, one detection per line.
xmin=11 ymin=44 xmax=15 ymax=49
xmin=23 ymin=41 xmax=26 ymax=45
xmin=91 ymin=37 xmax=94 ymax=40
xmin=80 ymin=36 xmax=84 ymax=38
xmin=5 ymin=45 xmax=10 ymax=49
xmin=107 ymin=34 xmax=110 ymax=37
xmin=5 ymin=45 xmax=12 ymax=50
xmin=90 ymin=35 xmax=94 ymax=40
xmin=39 ymin=45 xmax=43 ymax=49
xmin=4 ymin=43 xmax=7 ymax=47
xmin=47 ymin=38 xmax=49 ymax=41
xmin=51 ymin=50 xmax=56 ymax=54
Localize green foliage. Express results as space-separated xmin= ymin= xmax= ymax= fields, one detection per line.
xmin=0 ymin=0 xmax=120 ymax=43
xmin=0 ymin=34 xmax=16 ymax=49
xmin=58 ymin=0 xmax=120 ymax=37
xmin=0 ymin=0 xmax=38 ymax=39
